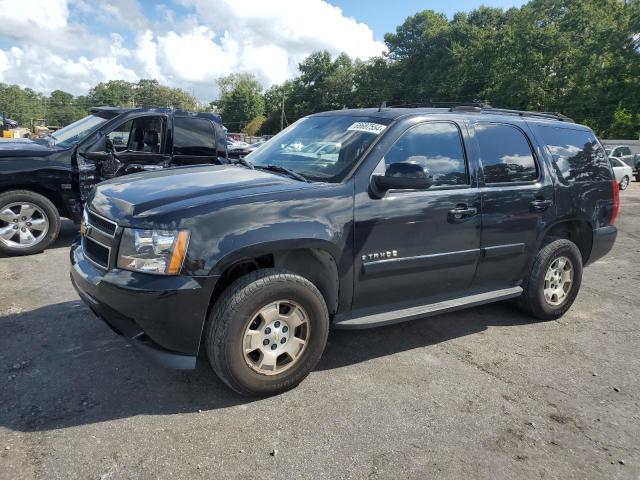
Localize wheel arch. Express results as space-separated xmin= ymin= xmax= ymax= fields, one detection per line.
xmin=207 ymin=240 xmax=342 ymax=316
xmin=537 ymin=218 xmax=593 ymax=264
xmin=0 ymin=184 xmax=70 ymax=218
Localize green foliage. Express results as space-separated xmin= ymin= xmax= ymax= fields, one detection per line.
xmin=243 ymin=115 xmax=266 ymax=136
xmin=264 ymin=0 xmax=640 ymax=139
xmin=0 ymin=80 xmax=200 ymax=128
xmin=608 ymin=105 xmax=640 ymax=139
xmin=217 ymin=73 xmax=265 ymax=131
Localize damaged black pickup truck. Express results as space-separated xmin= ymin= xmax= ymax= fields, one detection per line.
xmin=0 ymin=107 xmax=228 ymax=255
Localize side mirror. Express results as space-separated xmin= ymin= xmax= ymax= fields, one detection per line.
xmin=372 ymin=162 xmax=434 ymax=192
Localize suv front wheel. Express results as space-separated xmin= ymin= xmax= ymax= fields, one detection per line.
xmin=205 ymin=269 xmax=329 ymax=396
xmin=518 ymin=238 xmax=583 ymax=320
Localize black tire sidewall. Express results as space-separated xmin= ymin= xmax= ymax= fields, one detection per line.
xmin=209 ymin=271 xmax=329 ymax=396
xmin=0 ymin=190 xmax=60 ymax=255
xmin=532 ymin=241 xmax=583 ymax=318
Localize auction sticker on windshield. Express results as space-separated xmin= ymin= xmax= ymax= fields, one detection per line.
xmin=347 ymin=122 xmax=387 ymax=135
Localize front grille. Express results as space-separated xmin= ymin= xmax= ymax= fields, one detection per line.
xmin=83 ymin=236 xmax=110 ymax=268
xmin=87 ymin=210 xmax=117 ymax=236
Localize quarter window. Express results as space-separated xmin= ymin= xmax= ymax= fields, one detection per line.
xmin=173 ymin=117 xmax=216 ymax=156
xmin=535 ymin=126 xmax=610 ymax=182
xmin=381 ymin=122 xmax=468 ymax=186
xmin=476 ymin=123 xmax=537 ymax=183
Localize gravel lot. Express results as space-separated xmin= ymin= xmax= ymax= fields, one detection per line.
xmin=1 ymin=183 xmax=639 ymax=480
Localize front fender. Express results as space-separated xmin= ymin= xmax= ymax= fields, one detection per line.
xmin=180 ymin=182 xmax=355 ymax=278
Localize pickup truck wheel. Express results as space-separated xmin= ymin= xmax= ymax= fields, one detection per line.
xmin=205 ymin=268 xmax=329 ymax=396
xmin=517 ymin=239 xmax=583 ymax=321
xmin=619 ymin=176 xmax=629 ymax=190
xmin=0 ymin=190 xmax=60 ymax=256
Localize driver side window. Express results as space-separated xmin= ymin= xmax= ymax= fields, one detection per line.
xmin=378 ymin=122 xmax=468 ymax=186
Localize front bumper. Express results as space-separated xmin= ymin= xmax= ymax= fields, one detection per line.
xmin=70 ymin=238 xmax=219 ymax=369
xmin=586 ymin=225 xmax=617 ymax=266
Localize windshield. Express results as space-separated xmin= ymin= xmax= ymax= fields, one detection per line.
xmin=245 ymin=115 xmax=392 ymax=182
xmin=50 ymin=114 xmax=110 ymax=148
xmin=605 ymin=148 xmax=612 ymax=156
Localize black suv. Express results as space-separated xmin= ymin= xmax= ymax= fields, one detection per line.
xmin=70 ymin=106 xmax=618 ymax=396
xmin=0 ymin=107 xmax=227 ymax=255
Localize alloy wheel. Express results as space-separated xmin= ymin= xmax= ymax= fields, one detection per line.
xmin=543 ymin=256 xmax=574 ymax=306
xmin=243 ymin=300 xmax=310 ymax=375
xmin=0 ymin=202 xmax=49 ymax=249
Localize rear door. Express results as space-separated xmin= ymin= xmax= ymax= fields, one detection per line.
xmin=470 ymin=121 xmax=555 ymax=289
xmin=171 ymin=116 xmax=220 ymax=166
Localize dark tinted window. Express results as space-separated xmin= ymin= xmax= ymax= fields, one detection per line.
xmin=476 ymin=123 xmax=537 ymax=183
xmin=383 ymin=122 xmax=467 ymax=186
xmin=173 ymin=117 xmax=215 ymax=156
xmin=536 ymin=126 xmax=610 ymax=182
xmin=620 ymin=146 xmax=632 ymax=156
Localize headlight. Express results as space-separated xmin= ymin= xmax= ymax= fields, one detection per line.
xmin=117 ymin=228 xmax=190 ymax=275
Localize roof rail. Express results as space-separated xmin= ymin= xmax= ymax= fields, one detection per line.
xmin=387 ymin=101 xmax=490 ymax=109
xmin=449 ymin=106 xmax=574 ymax=123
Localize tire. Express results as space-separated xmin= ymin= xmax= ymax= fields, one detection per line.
xmin=0 ymin=190 xmax=60 ymax=256
xmin=517 ymin=239 xmax=583 ymax=321
xmin=619 ymin=176 xmax=629 ymax=190
xmin=205 ymin=268 xmax=329 ymax=396
xmin=635 ymin=173 xmax=640 ymax=183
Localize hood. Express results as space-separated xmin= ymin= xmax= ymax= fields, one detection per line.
xmin=0 ymin=138 xmax=57 ymax=158
xmin=89 ymin=164 xmax=315 ymax=222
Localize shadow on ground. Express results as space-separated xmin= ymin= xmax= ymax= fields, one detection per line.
xmin=0 ymin=298 xmax=534 ymax=433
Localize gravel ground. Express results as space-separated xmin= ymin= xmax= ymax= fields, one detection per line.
xmin=1 ymin=183 xmax=639 ymax=480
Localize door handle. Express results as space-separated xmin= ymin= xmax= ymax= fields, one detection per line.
xmin=530 ymin=199 xmax=553 ymax=212
xmin=448 ymin=204 xmax=478 ymax=222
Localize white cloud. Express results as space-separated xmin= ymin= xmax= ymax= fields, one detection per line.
xmin=0 ymin=45 xmax=137 ymax=94
xmin=0 ymin=0 xmax=386 ymax=100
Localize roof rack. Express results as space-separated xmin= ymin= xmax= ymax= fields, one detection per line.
xmin=387 ymin=101 xmax=490 ymax=109
xmin=450 ymin=105 xmax=574 ymax=123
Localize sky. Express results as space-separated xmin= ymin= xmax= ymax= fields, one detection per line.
xmin=0 ymin=0 xmax=527 ymax=102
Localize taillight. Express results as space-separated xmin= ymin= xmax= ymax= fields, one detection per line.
xmin=610 ymin=179 xmax=619 ymax=225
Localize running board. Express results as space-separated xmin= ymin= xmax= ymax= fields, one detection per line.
xmin=333 ymin=287 xmax=523 ymax=330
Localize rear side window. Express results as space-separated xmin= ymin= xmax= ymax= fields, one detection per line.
xmin=382 ymin=122 xmax=468 ymax=186
xmin=475 ymin=123 xmax=537 ymax=183
xmin=536 ymin=126 xmax=610 ymax=182
xmin=173 ymin=117 xmax=216 ymax=156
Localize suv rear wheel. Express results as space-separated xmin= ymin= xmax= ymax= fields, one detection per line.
xmin=518 ymin=238 xmax=583 ymax=320
xmin=205 ymin=269 xmax=329 ymax=396
xmin=0 ymin=190 xmax=60 ymax=256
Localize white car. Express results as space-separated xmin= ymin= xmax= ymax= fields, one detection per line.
xmin=609 ymin=157 xmax=633 ymax=190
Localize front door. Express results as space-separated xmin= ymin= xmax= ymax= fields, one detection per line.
xmin=77 ymin=115 xmax=171 ymax=197
xmin=469 ymin=121 xmax=555 ymax=289
xmin=353 ymin=120 xmax=482 ymax=311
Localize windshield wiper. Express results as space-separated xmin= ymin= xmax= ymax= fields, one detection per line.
xmin=230 ymin=157 xmax=254 ymax=169
xmin=255 ymin=164 xmax=310 ymax=183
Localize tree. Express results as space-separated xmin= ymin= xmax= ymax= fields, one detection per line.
xmin=607 ymin=105 xmax=640 ymax=139
xmin=243 ymin=115 xmax=266 ymax=136
xmin=217 ymin=74 xmax=265 ymax=131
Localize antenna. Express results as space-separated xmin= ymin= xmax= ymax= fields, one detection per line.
xmin=378 ymin=101 xmax=387 ymax=112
